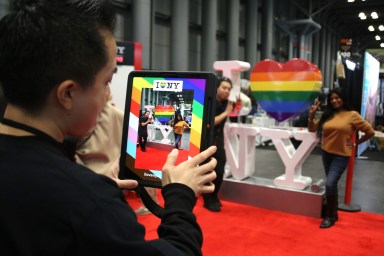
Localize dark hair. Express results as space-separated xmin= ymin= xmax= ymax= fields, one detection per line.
xmin=217 ymin=76 xmax=233 ymax=88
xmin=0 ymin=0 xmax=116 ymax=114
xmin=316 ymin=87 xmax=352 ymax=138
xmin=173 ymin=114 xmax=183 ymax=126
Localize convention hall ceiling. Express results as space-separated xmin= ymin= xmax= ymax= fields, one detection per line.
xmin=286 ymin=0 xmax=384 ymax=66
xmin=330 ymin=0 xmax=384 ymax=50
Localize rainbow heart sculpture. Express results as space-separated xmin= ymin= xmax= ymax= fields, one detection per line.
xmin=155 ymin=105 xmax=174 ymax=124
xmin=250 ymin=58 xmax=322 ymax=122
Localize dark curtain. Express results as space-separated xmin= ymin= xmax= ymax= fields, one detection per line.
xmin=339 ymin=64 xmax=363 ymax=113
xmin=0 ymin=86 xmax=7 ymax=121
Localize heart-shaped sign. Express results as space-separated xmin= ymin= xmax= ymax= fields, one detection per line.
xmin=250 ymin=58 xmax=322 ymax=122
xmin=155 ymin=105 xmax=174 ymax=124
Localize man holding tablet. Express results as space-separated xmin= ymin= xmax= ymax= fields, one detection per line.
xmin=0 ymin=1 xmax=217 ymax=255
xmin=119 ymin=71 xmax=217 ymax=188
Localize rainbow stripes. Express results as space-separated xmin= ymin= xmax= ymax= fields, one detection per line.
xmin=250 ymin=59 xmax=322 ymax=122
xmin=126 ymin=77 xmax=206 ymax=169
xmin=155 ymin=105 xmax=174 ymax=124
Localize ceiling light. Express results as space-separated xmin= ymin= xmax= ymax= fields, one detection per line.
xmin=381 ymin=43 xmax=384 ymax=48
xmin=359 ymin=12 xmax=366 ymax=20
xmin=375 ymin=35 xmax=381 ymax=40
xmin=347 ymin=0 xmax=355 ymax=2
xmin=371 ymin=12 xmax=378 ymax=19
xmin=368 ymin=25 xmax=375 ymax=31
xmin=379 ymin=25 xmax=384 ymax=31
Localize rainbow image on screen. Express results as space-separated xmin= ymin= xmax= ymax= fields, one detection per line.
xmin=155 ymin=105 xmax=174 ymax=124
xmin=126 ymin=77 xmax=206 ymax=173
xmin=250 ymin=58 xmax=322 ymax=122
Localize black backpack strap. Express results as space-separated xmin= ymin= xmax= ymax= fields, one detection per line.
xmin=134 ymin=185 xmax=165 ymax=219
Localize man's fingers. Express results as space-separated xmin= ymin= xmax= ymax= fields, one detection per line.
xmin=197 ymin=157 xmax=217 ymax=175
xmin=162 ymin=149 xmax=179 ymax=171
xmin=200 ymin=167 xmax=217 ymax=184
xmin=199 ymin=182 xmax=215 ymax=194
xmin=114 ymin=179 xmax=138 ymax=190
xmin=188 ymin=146 xmax=217 ymax=167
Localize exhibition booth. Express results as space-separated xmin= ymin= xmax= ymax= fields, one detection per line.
xmin=111 ymin=46 xmax=383 ymax=218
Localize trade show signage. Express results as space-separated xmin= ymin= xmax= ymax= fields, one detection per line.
xmin=110 ymin=41 xmax=142 ymax=111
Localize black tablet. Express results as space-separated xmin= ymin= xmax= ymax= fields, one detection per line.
xmin=119 ymin=71 xmax=217 ymax=188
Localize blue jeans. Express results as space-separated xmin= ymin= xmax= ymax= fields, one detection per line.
xmin=321 ymin=150 xmax=349 ymax=196
xmin=174 ymin=133 xmax=182 ymax=149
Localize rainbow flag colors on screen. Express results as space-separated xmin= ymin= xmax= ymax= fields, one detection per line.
xmin=250 ymin=58 xmax=322 ymax=122
xmin=126 ymin=77 xmax=205 ymax=165
xmin=155 ymin=105 xmax=174 ymax=124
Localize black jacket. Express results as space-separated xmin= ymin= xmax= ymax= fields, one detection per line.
xmin=0 ymin=134 xmax=202 ymax=255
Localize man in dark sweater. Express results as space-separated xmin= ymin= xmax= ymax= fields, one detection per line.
xmin=138 ymin=110 xmax=151 ymax=152
xmin=0 ymin=1 xmax=217 ymax=255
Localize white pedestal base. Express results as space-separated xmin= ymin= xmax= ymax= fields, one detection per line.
xmin=220 ymin=177 xmax=324 ymax=218
xmin=274 ymin=174 xmax=312 ymax=190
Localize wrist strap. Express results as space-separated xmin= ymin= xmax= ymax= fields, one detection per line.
xmin=134 ymin=185 xmax=165 ymax=219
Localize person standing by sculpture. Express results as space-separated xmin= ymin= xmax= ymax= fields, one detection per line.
xmin=138 ymin=110 xmax=151 ymax=152
xmin=308 ymin=87 xmax=374 ymax=228
xmin=203 ymin=76 xmax=241 ymax=212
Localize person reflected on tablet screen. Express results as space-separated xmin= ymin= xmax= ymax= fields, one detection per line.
xmin=172 ymin=113 xmax=190 ymax=149
xmin=0 ymin=1 xmax=217 ymax=255
xmin=138 ymin=110 xmax=151 ymax=152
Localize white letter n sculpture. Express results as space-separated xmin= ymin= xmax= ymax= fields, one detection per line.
xmin=224 ymin=123 xmax=318 ymax=190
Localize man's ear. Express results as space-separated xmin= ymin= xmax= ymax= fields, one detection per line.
xmin=56 ymin=80 xmax=78 ymax=111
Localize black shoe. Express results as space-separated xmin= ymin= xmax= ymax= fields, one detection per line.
xmin=203 ymin=202 xmax=221 ymax=212
xmin=141 ymin=148 xmax=146 ymax=152
xmin=320 ymin=218 xmax=335 ymax=228
xmin=212 ymin=198 xmax=222 ymax=207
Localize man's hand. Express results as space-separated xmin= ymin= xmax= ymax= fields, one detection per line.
xmin=225 ymin=101 xmax=234 ymax=115
xmin=105 ymin=157 xmax=138 ymax=189
xmin=162 ymin=146 xmax=217 ymax=197
xmin=309 ymin=100 xmax=320 ymax=119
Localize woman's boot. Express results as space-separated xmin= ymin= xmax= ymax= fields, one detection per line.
xmin=320 ymin=194 xmax=338 ymax=228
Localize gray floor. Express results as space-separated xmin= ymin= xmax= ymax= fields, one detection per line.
xmin=254 ymin=144 xmax=384 ymax=215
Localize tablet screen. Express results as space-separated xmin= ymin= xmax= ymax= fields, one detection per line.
xmin=120 ymin=71 xmax=216 ymax=187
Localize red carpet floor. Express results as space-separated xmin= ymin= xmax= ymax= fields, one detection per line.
xmin=126 ymin=191 xmax=384 ymax=256
xmin=135 ymin=146 xmax=190 ymax=170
